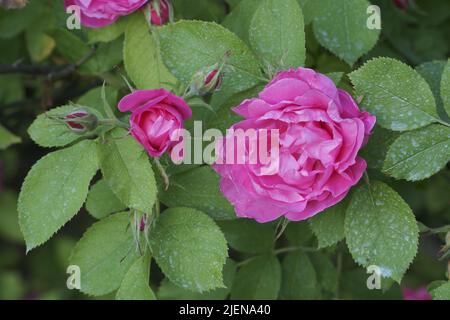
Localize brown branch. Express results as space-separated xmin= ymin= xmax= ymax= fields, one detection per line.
xmin=0 ymin=45 xmax=98 ymax=81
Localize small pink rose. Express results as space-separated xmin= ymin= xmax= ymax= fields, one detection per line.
xmin=64 ymin=0 xmax=148 ymax=28
xmin=118 ymin=89 xmax=192 ymax=157
xmin=213 ymin=67 xmax=376 ymax=223
xmin=402 ymin=287 xmax=432 ymax=300
xmin=148 ymin=0 xmax=171 ymax=25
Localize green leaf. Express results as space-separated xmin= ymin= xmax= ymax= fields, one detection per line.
xmin=360 ymin=126 xmax=400 ymax=170
xmin=77 ymin=85 xmax=118 ymax=117
xmin=0 ymin=124 xmax=20 ymax=150
xmin=297 ymin=0 xmax=322 ymax=25
xmin=28 ymin=105 xmax=101 ymax=148
xmin=310 ymin=252 xmax=338 ymax=294
xmin=441 ymin=59 xmax=450 ymax=118
xmin=312 ymin=0 xmax=380 ymax=65
xmin=249 ymin=0 xmax=305 ymax=69
xmin=0 ymin=191 xmax=23 ymax=243
xmin=309 ymin=200 xmax=347 ymax=249
xmin=231 ymin=255 xmax=281 ymax=300
xmin=431 ymin=282 xmax=450 ymax=300
xmin=345 ymin=181 xmax=419 ymax=282
xmin=280 ymin=251 xmax=319 ymax=300
xmin=349 ymin=57 xmax=441 ymax=131
xmin=18 ymin=140 xmax=99 ymax=251
xmin=116 ymin=255 xmax=156 ymax=300
xmin=158 ymin=20 xmax=263 ymax=103
xmin=285 ymin=221 xmax=314 ymax=246
xmin=157 ymin=259 xmax=237 ymax=300
xmin=97 ymin=129 xmax=157 ymax=214
xmin=159 ymin=166 xmax=236 ymax=220
xmin=416 ymin=60 xmax=448 ymax=120
xmin=383 ymin=124 xmax=450 ymax=181
xmin=69 ymin=212 xmax=140 ymax=296
xmin=88 ymin=18 xmax=127 ymax=43
xmin=222 ymin=0 xmax=261 ymax=45
xmin=149 ymin=207 xmax=228 ymax=292
xmin=218 ymin=219 xmax=275 ymax=254
xmin=86 ymin=179 xmax=127 ymax=220
xmin=124 ymin=12 xmax=175 ymax=89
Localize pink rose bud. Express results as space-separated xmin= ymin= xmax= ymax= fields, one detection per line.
xmin=148 ymin=0 xmax=171 ymax=26
xmin=63 ymin=109 xmax=98 ymax=134
xmin=189 ymin=65 xmax=223 ymax=96
xmin=393 ymin=0 xmax=409 ymax=10
xmin=64 ymin=0 xmax=148 ymax=28
xmin=118 ymin=89 xmax=192 ymax=157
xmin=402 ymin=287 xmax=432 ymax=300
xmin=213 ymin=67 xmax=376 ymax=223
xmin=139 ymin=216 xmax=146 ymax=232
xmin=204 ymin=69 xmax=223 ymax=91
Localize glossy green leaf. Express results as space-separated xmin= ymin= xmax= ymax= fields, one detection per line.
xmin=69 ymin=212 xmax=140 ymax=296
xmin=97 ymin=129 xmax=157 ymax=214
xmin=313 ymin=0 xmax=380 ymax=65
xmin=345 ymin=181 xmax=419 ymax=282
xmin=350 ymin=58 xmax=440 ymax=131
xmin=116 ymin=255 xmax=156 ymax=300
xmin=86 ymin=179 xmax=126 ymax=220
xmin=309 ymin=200 xmax=347 ymax=249
xmin=249 ymin=0 xmax=305 ymax=69
xmin=383 ymin=125 xmax=450 ymax=181
xmin=18 ymin=140 xmax=99 ymax=251
xmin=149 ymin=207 xmax=228 ymax=292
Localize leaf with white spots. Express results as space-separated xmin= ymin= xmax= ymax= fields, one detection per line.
xmin=249 ymin=0 xmax=305 ymax=69
xmin=149 ymin=207 xmax=228 ymax=293
xmin=345 ymin=181 xmax=419 ymax=283
xmin=159 ymin=166 xmax=236 ymax=220
xmin=69 ymin=212 xmax=141 ymax=296
xmin=85 ymin=179 xmax=127 ymax=220
xmin=383 ymin=125 xmax=450 ymax=181
xmin=116 ymin=255 xmax=156 ymax=300
xmin=350 ymin=58 xmax=441 ymax=131
xmin=309 ymin=200 xmax=347 ymax=249
xmin=431 ymin=282 xmax=450 ymax=300
xmin=312 ymin=0 xmax=380 ymax=65
xmin=28 ymin=105 xmax=99 ymax=148
xmin=441 ymin=59 xmax=450 ymax=118
xmin=158 ymin=20 xmax=263 ymax=105
xmin=124 ymin=12 xmax=175 ymax=90
xmin=97 ymin=129 xmax=157 ymax=214
xmin=18 ymin=140 xmax=99 ymax=251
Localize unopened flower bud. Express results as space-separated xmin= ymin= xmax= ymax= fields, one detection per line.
xmin=189 ymin=65 xmax=224 ymax=96
xmin=393 ymin=0 xmax=409 ymax=10
xmin=63 ymin=109 xmax=98 ymax=134
xmin=148 ymin=0 xmax=171 ymax=26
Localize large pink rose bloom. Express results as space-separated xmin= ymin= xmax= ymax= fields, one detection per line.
xmin=64 ymin=0 xmax=148 ymax=28
xmin=118 ymin=89 xmax=192 ymax=157
xmin=213 ymin=68 xmax=376 ymax=223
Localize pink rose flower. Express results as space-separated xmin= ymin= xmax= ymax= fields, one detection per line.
xmin=402 ymin=287 xmax=432 ymax=300
xmin=148 ymin=0 xmax=171 ymax=25
xmin=213 ymin=68 xmax=376 ymax=223
xmin=118 ymin=89 xmax=192 ymax=157
xmin=64 ymin=0 xmax=148 ymax=28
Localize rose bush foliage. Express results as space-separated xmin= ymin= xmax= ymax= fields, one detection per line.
xmin=0 ymin=0 xmax=449 ymax=300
